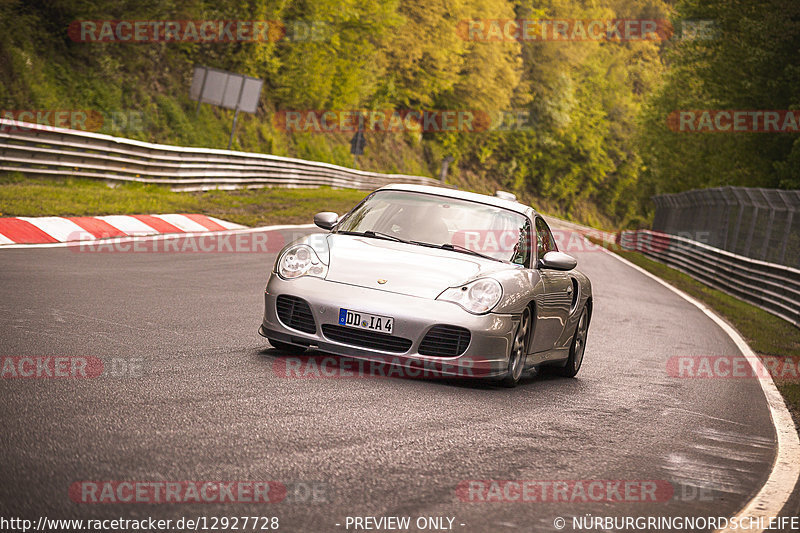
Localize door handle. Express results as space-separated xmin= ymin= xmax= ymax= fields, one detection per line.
xmin=566 ymin=286 xmax=573 ymax=295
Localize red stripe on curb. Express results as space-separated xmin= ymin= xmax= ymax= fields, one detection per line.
xmin=130 ymin=215 xmax=183 ymax=234
xmin=0 ymin=218 xmax=59 ymax=243
xmin=182 ymin=214 xmax=228 ymax=232
xmin=69 ymin=217 xmax=127 ymax=239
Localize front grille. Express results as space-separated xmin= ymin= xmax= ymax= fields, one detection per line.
xmin=321 ymin=324 xmax=412 ymax=353
xmin=276 ymin=295 xmax=316 ymax=334
xmin=418 ymin=325 xmax=471 ymax=357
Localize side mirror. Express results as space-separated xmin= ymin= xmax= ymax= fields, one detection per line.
xmin=314 ymin=211 xmax=339 ymax=230
xmin=539 ymin=251 xmax=577 ymax=271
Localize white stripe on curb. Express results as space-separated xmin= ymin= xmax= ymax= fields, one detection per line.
xmin=152 ymin=214 xmax=210 ymax=233
xmin=95 ymin=215 xmax=159 ymax=235
xmin=17 ymin=216 xmax=93 ymax=242
xmin=207 ymin=216 xmax=246 ymax=230
xmin=0 ymin=232 xmax=16 ymax=245
xmin=591 ymin=238 xmax=800 ymax=533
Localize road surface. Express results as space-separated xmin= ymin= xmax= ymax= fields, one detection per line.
xmin=0 ymin=226 xmax=788 ymax=532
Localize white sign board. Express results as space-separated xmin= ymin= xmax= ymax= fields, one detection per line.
xmin=190 ymin=66 xmax=262 ymax=114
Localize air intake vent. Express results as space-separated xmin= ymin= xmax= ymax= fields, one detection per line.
xmin=276 ymin=295 xmax=316 ymax=334
xmin=321 ymin=324 xmax=412 ymax=353
xmin=419 ymin=325 xmax=471 ymax=357
xmin=570 ymin=278 xmax=580 ymax=311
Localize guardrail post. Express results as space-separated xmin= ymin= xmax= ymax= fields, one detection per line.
xmin=720 ymin=186 xmax=735 ymax=251
xmin=729 ymin=188 xmax=748 ymax=254
xmin=662 ymin=195 xmax=676 ymax=233
xmin=780 ymin=213 xmax=793 ymax=266
xmin=778 ymin=190 xmax=795 ymax=266
xmin=701 ymin=189 xmax=713 ymax=242
xmin=742 ymin=189 xmax=760 ymax=257
xmin=688 ymin=191 xmax=701 ymax=237
xmin=760 ymin=189 xmax=776 ymax=261
xmin=439 ymin=155 xmax=454 ymax=183
xmin=195 ymin=67 xmax=208 ymax=116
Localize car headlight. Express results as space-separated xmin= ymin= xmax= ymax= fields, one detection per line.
xmin=278 ymin=244 xmax=328 ymax=280
xmin=437 ymin=278 xmax=503 ymax=314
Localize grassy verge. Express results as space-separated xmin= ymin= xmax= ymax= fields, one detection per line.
xmin=0 ymin=171 xmax=620 ymax=232
xmin=587 ymin=236 xmax=800 ymax=426
xmin=0 ymin=173 xmax=367 ymax=227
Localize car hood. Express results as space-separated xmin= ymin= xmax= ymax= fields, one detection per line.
xmin=323 ymin=234 xmax=511 ymax=298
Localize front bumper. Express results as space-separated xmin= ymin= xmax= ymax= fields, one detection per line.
xmin=259 ymin=275 xmax=518 ymax=378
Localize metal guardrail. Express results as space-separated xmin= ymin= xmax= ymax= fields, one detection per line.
xmin=0 ymin=119 xmax=441 ymax=192
xmin=652 ymin=186 xmax=800 ymax=268
xmin=620 ymin=229 xmax=800 ymax=328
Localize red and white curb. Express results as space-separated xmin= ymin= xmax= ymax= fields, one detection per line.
xmin=0 ymin=214 xmax=245 ymax=245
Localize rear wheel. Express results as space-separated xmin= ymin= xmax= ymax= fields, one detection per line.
xmin=556 ymin=306 xmax=588 ymax=378
xmin=268 ymin=339 xmax=307 ymax=355
xmin=501 ymin=307 xmax=532 ymax=387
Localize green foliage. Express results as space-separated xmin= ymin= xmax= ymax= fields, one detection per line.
xmin=273 ymin=0 xmax=400 ymax=109
xmin=639 ymin=0 xmax=800 ymax=217
xmin=8 ymin=0 xmax=792 ymax=230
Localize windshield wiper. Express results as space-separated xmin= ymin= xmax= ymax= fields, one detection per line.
xmin=338 ymin=230 xmax=410 ymax=244
xmin=438 ymin=243 xmax=506 ymax=263
xmin=364 ymin=230 xmax=407 ymax=242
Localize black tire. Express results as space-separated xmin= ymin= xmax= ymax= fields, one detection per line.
xmin=556 ymin=306 xmax=588 ymax=378
xmin=268 ymin=339 xmax=307 ymax=355
xmin=501 ymin=307 xmax=532 ymax=387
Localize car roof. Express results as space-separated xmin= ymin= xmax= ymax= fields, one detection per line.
xmin=377 ymin=184 xmax=537 ymax=218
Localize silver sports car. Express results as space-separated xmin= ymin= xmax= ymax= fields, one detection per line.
xmin=259 ymin=184 xmax=592 ymax=386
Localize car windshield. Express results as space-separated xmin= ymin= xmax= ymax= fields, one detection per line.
xmin=335 ymin=190 xmax=531 ymax=264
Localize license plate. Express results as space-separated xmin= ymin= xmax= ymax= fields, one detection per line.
xmin=338 ymin=308 xmax=394 ymax=334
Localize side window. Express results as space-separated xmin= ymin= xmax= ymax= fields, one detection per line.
xmin=535 ymin=217 xmax=558 ymax=261
xmin=511 ymin=220 xmax=532 ymax=267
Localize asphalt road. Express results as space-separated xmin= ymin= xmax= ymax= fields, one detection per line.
xmin=0 ymin=226 xmax=787 ymax=532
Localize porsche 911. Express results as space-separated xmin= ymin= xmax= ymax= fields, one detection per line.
xmin=259 ymin=184 xmax=592 ymax=386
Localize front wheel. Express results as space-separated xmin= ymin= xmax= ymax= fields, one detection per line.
xmin=556 ymin=306 xmax=588 ymax=378
xmin=501 ymin=307 xmax=532 ymax=387
xmin=268 ymin=339 xmax=307 ymax=355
